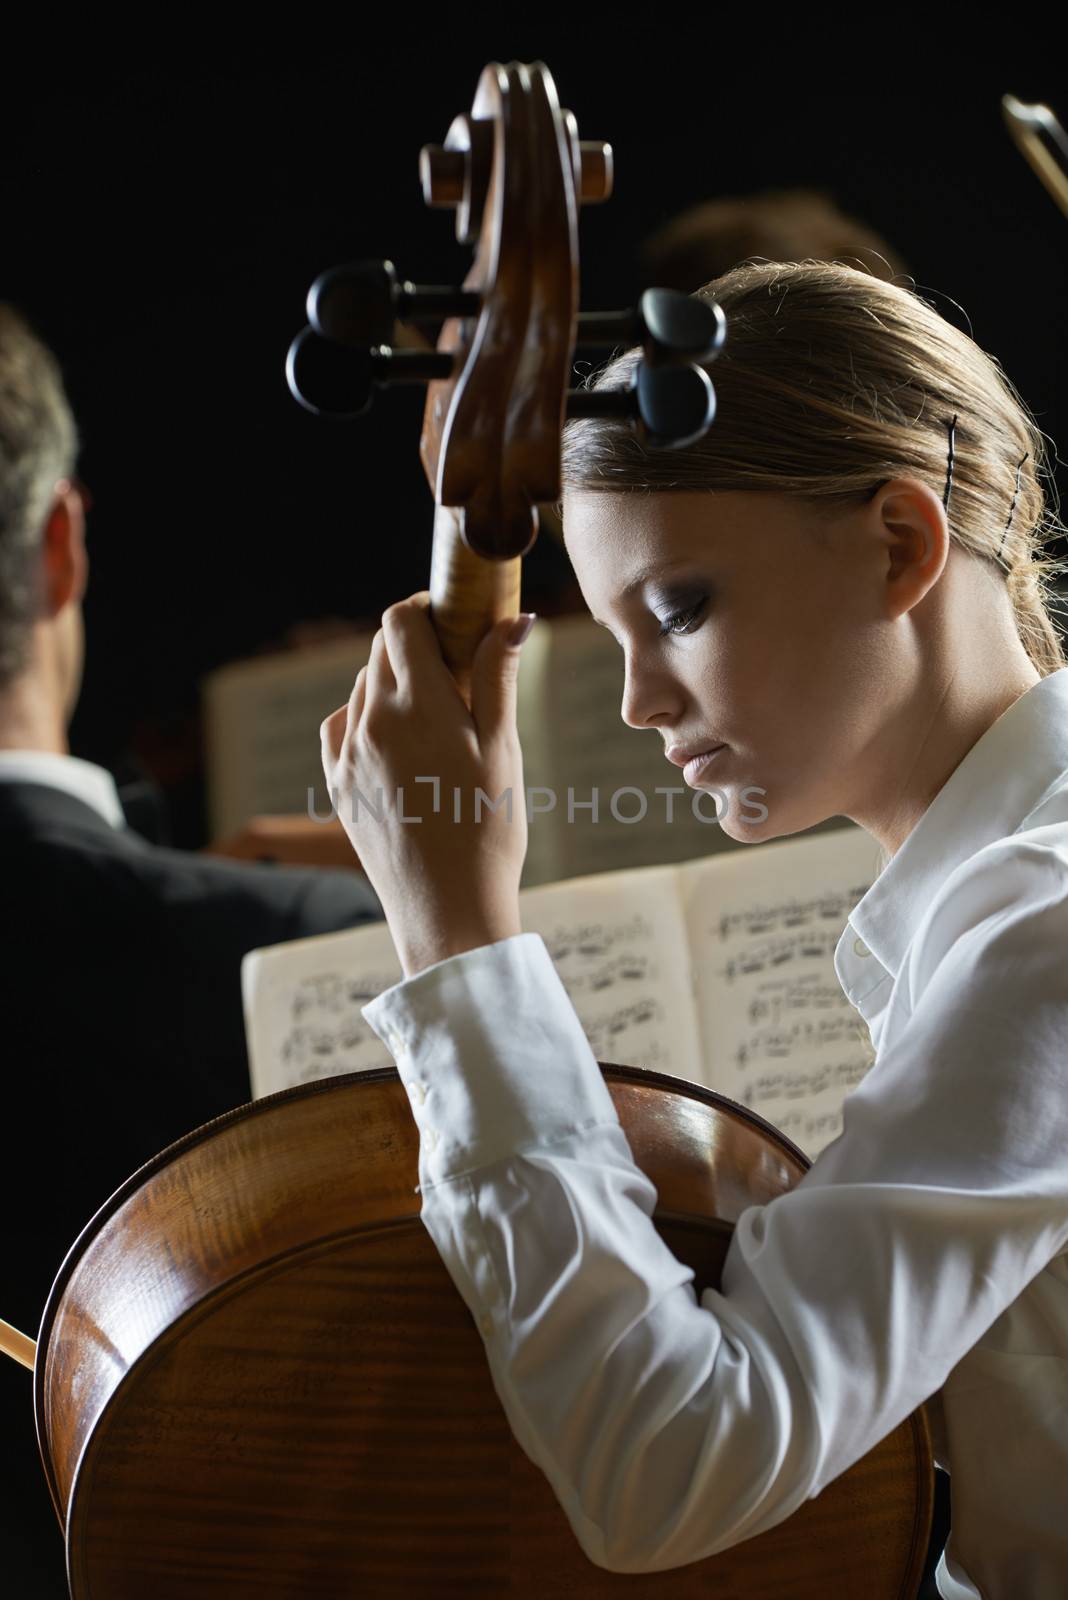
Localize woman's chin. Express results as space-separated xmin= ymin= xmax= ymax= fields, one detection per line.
xmin=717 ymin=811 xmax=778 ymax=845
xmin=691 ymin=773 xmax=773 ymax=841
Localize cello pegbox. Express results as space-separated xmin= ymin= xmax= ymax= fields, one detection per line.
xmin=285 ymin=60 xmax=724 ymax=684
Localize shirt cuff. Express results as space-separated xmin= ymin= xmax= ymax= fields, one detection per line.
xmin=361 ymin=932 xmax=620 ymax=1186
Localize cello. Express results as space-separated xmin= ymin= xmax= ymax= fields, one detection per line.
xmin=17 ymin=61 xmax=932 ymax=1596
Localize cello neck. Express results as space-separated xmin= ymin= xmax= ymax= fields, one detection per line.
xmin=428 ymin=505 xmax=522 ymax=704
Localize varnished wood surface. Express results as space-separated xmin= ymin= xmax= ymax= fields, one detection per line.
xmin=417 ymin=64 xmax=582 ymax=694
xmin=418 ymin=63 xmax=578 ymax=561
xmin=38 ymin=1067 xmax=932 ymax=1597
xmin=427 ymin=505 xmax=522 ymax=703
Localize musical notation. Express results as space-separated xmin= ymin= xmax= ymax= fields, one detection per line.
xmin=544 ymin=914 xmax=655 ymax=966
xmin=243 ymin=823 xmax=882 ymax=1161
xmin=687 ymin=827 xmax=881 ymax=1156
xmin=279 ymin=1022 xmax=376 ymax=1081
xmin=747 ymin=978 xmax=843 ymax=1027
xmin=768 ymin=1105 xmax=848 ymax=1151
xmin=493 ymin=879 xmax=703 ymax=1076
xmin=718 ymin=927 xmax=843 ymax=984
xmin=716 ymin=883 xmax=871 ymax=943
xmin=559 ymin=950 xmax=653 ymax=995
xmin=584 ymin=998 xmax=667 ymax=1065
xmin=741 ymin=1058 xmax=872 ymax=1108
xmin=290 ymin=970 xmax=398 ymax=1019
xmin=277 ymin=965 xmax=400 ymax=1082
xmin=735 ymin=1013 xmax=859 ymax=1069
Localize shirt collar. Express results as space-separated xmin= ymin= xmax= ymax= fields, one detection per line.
xmin=836 ymin=667 xmax=1068 ymax=1008
xmin=0 ymin=750 xmax=126 ymax=829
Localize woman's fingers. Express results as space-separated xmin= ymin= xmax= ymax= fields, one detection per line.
xmin=379 ymin=592 xmax=466 ymax=712
xmin=347 ymin=662 xmax=368 ymax=727
xmin=363 ymin=625 xmax=396 ymax=710
xmin=321 ymin=661 xmax=368 ymax=774
xmin=321 ymin=702 xmax=347 ymax=768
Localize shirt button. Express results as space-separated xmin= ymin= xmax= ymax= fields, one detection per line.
xmin=853 ymin=937 xmax=871 ymax=958
xmin=478 ymin=1314 xmax=494 ymax=1339
xmin=424 ymin=1127 xmax=440 ymax=1152
xmin=407 ymin=1080 xmax=427 ymax=1107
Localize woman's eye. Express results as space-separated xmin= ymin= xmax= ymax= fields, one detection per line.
xmin=657 ymin=599 xmax=706 ymax=638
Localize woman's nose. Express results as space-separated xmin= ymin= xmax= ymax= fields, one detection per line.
xmin=619 ymin=654 xmax=685 ymax=731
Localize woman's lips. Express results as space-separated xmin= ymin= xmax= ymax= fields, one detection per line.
xmin=682 ymin=745 xmax=726 ymax=786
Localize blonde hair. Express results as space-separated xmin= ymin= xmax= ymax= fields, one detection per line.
xmin=0 ymin=304 xmax=80 ymax=685
xmin=561 ymin=260 xmax=1067 ymax=677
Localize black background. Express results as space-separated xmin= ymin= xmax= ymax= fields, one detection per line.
xmin=2 ymin=35 xmax=1066 ymax=847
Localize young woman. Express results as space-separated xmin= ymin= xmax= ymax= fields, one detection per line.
xmin=321 ymin=261 xmax=1068 ymax=1600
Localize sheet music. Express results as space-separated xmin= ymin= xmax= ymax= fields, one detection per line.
xmin=517 ymin=866 xmax=699 ymax=1072
xmin=243 ymin=862 xmax=699 ymax=1100
xmin=243 ymin=816 xmax=884 ymax=1159
xmin=680 ymin=825 xmax=883 ymax=1157
xmin=242 ymin=920 xmax=403 ymax=1097
xmin=203 ymin=634 xmax=374 ymax=838
xmin=514 ymin=619 xmax=563 ymax=889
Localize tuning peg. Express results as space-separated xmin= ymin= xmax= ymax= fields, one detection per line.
xmin=638 ymin=290 xmax=726 ymax=363
xmin=286 ymin=328 xmax=376 ymax=419
xmin=286 ymin=327 xmax=456 ymax=420
xmin=566 ymin=361 xmax=716 ymax=450
xmin=577 ymin=140 xmax=613 ymax=204
xmin=634 ymin=362 xmax=716 ymax=447
xmin=576 ymin=290 xmax=726 ymax=364
xmin=559 ymin=110 xmax=613 ymax=204
xmin=420 ymin=114 xmax=494 ymax=245
xmin=308 ymin=260 xmax=481 ymax=348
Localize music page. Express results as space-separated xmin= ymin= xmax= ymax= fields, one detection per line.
xmin=243 ymin=861 xmax=699 ymax=1100
xmin=204 ymin=633 xmax=374 ymax=838
xmin=680 ymin=825 xmax=884 ymax=1156
xmin=514 ymin=864 xmax=699 ymax=1074
xmin=243 ymin=920 xmax=402 ymax=1097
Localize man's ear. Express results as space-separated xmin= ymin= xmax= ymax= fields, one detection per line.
xmin=40 ymin=480 xmax=88 ymax=617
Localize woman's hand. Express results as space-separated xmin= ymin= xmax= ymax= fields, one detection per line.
xmin=321 ymin=591 xmax=536 ymax=977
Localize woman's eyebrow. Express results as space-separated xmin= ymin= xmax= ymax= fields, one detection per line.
xmin=589 ymin=563 xmax=698 ymax=627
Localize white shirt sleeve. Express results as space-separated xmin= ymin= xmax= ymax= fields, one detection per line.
xmin=361 ymin=844 xmax=1068 ymax=1575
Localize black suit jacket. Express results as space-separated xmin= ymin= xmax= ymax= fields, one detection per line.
xmin=0 ymin=780 xmax=383 ymax=1591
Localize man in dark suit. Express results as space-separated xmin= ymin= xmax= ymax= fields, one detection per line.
xmin=0 ymin=302 xmax=381 ymax=1592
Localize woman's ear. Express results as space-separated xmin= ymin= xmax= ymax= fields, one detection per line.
xmin=873 ymin=478 xmax=949 ymax=618
xmin=40 ymin=480 xmax=88 ymax=617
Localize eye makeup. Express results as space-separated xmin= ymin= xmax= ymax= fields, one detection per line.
xmin=654 ymin=589 xmax=709 ymax=638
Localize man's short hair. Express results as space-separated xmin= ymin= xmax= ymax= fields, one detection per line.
xmin=0 ymin=306 xmax=80 ymax=686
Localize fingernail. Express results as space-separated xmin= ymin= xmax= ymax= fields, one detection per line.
xmin=506 ymin=612 xmax=537 ymax=648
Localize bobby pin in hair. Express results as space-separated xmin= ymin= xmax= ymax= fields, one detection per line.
xmin=943 ymin=415 xmax=958 ymax=512
xmin=995 ymin=452 xmax=1030 ymax=568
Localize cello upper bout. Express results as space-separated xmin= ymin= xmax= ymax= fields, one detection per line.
xmin=38 ymin=1066 xmax=932 ymax=1598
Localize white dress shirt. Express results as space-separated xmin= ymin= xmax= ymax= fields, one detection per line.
xmin=0 ymin=749 xmax=125 ymax=829
xmin=363 ymin=667 xmax=1068 ymax=1600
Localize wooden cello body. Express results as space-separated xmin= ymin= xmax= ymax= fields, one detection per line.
xmin=32 ymin=59 xmax=932 ymax=1594
xmin=38 ymin=1066 xmax=931 ymax=1596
